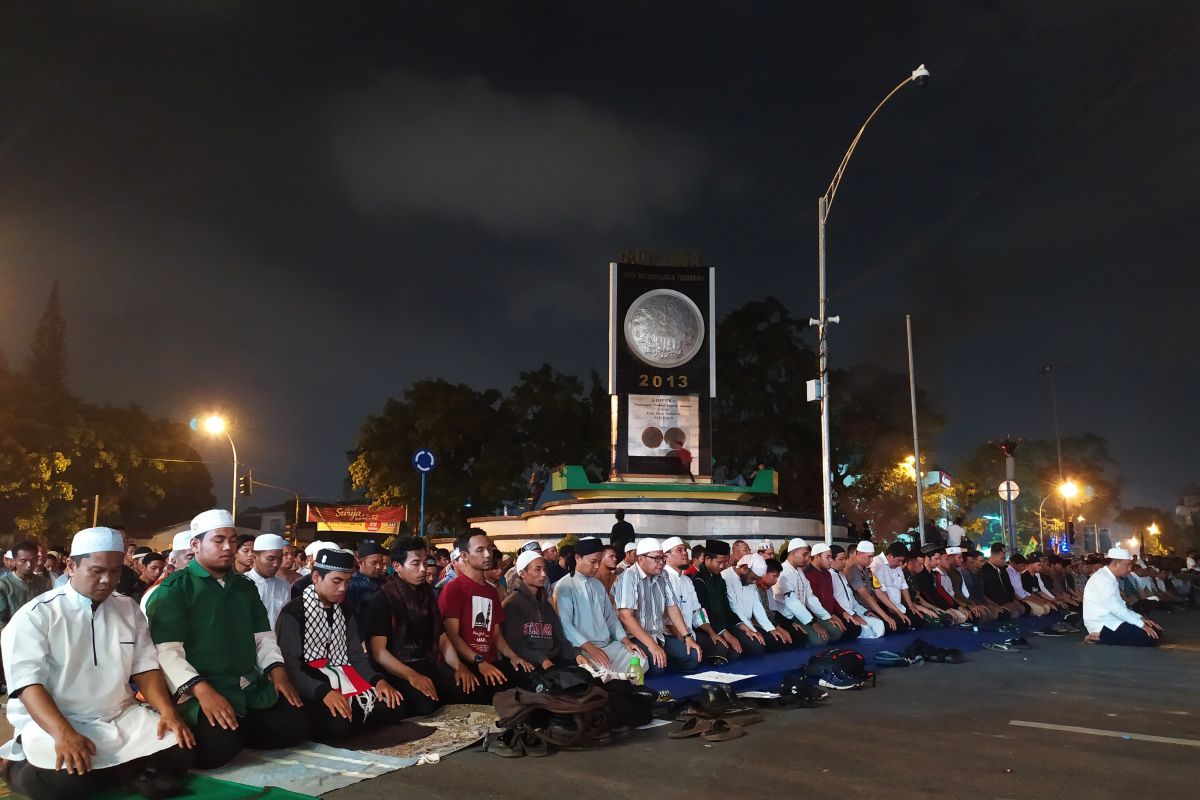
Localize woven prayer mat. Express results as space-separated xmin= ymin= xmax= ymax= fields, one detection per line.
xmin=366 ymin=703 xmax=498 ymax=761
xmin=203 ymin=742 xmax=415 ymax=795
xmin=0 ymin=773 xmax=315 ymax=800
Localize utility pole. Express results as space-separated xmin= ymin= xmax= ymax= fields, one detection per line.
xmin=1040 ymin=364 xmax=1066 ymax=553
xmin=906 ymin=315 xmax=926 ymax=544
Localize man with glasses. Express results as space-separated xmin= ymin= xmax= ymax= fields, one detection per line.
xmin=612 ymin=538 xmax=702 ymax=675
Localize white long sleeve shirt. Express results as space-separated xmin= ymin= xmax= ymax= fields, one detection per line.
xmin=664 ymin=565 xmax=707 ymax=635
xmin=728 ymin=578 xmax=775 ymax=632
xmin=1083 ymin=566 xmax=1144 ymax=634
xmin=771 ymin=561 xmax=828 ymax=623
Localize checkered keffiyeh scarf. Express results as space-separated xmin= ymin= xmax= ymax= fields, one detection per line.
xmin=302 ymin=584 xmax=376 ymax=717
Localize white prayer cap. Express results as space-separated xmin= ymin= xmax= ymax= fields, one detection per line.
xmin=191 ymin=509 xmax=234 ymax=537
xmin=3 ymin=550 xmax=11 ymax=559
xmin=786 ymin=537 xmax=809 ymax=553
xmin=70 ymin=527 xmax=125 ymax=557
xmin=810 ymin=543 xmax=831 ymax=556
xmin=756 ymin=541 xmax=773 ymax=551
xmin=635 ymin=538 xmax=663 ymax=556
xmin=254 ymin=534 xmax=288 ymax=552
xmin=945 ymin=546 xmax=963 ymax=555
xmin=516 ymin=550 xmax=543 ymax=573
xmin=737 ymin=554 xmax=768 ymax=577
xmin=305 ymin=540 xmax=335 ymax=558
xmin=661 ymin=536 xmax=685 ymax=552
xmin=1106 ymin=547 xmax=1133 ymax=561
xmin=450 ymin=547 xmax=462 ymax=561
xmin=624 ymin=542 xmax=638 ymax=553
xmin=518 ymin=540 xmax=542 ymax=554
xmin=855 ymin=540 xmax=876 ymax=554
xmin=172 ymin=530 xmax=195 ymax=553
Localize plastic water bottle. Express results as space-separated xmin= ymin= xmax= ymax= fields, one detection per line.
xmin=628 ymin=656 xmax=645 ymax=686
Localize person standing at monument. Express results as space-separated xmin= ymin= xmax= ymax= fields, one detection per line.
xmin=610 ymin=511 xmax=635 ymax=553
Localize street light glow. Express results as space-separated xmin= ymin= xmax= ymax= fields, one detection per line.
xmin=1148 ymin=522 xmax=1160 ymax=535
xmin=1058 ymin=480 xmax=1079 ymax=499
xmin=202 ymin=414 xmax=228 ymax=436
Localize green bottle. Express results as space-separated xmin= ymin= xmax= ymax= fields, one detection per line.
xmin=628 ymin=656 xmax=644 ymax=685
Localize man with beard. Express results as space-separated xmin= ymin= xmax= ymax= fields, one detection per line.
xmin=553 ymin=538 xmax=643 ymax=675
xmin=0 ymin=527 xmax=195 ymax=800
xmin=690 ymin=540 xmax=745 ymax=658
xmin=146 ymin=510 xmax=308 ymax=769
xmin=276 ymin=548 xmax=405 ymax=742
xmin=246 ymin=534 xmax=291 ymax=630
xmin=437 ymin=530 xmax=534 ymax=701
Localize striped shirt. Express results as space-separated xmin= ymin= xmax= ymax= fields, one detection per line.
xmin=612 ymin=564 xmax=676 ymax=642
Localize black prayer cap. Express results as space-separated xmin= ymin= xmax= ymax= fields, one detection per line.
xmin=314 ymin=548 xmax=357 ymax=573
xmin=357 ymin=539 xmax=387 ymax=557
xmin=886 ymin=541 xmax=909 ymax=557
xmin=575 ymin=537 xmax=604 ymax=557
xmin=705 ymin=539 xmax=731 ymax=556
xmin=1009 ymin=553 xmax=1027 ymax=565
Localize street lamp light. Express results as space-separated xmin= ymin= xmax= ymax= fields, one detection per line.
xmin=1038 ymin=480 xmax=1080 ymax=550
xmin=812 ymin=64 xmax=931 ymax=545
xmin=199 ymin=413 xmax=239 ymax=520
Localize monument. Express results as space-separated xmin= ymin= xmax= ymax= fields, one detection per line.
xmin=467 ymin=256 xmax=845 ymax=550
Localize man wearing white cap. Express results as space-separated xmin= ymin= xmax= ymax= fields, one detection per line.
xmin=844 ymin=540 xmax=901 ymax=633
xmin=247 ymin=534 xmax=292 ymax=630
xmin=614 ymin=541 xmax=638 ymax=575
xmin=771 ymin=538 xmax=843 ymax=647
xmin=501 ymin=550 xmax=586 ymax=673
xmin=728 ymin=554 xmax=792 ymax=653
xmin=1 ymin=527 xmax=195 ymax=799
xmin=662 ymin=537 xmax=736 ymax=663
xmin=146 ymin=510 xmax=308 ymax=769
xmin=140 ymin=530 xmax=196 ymax=614
xmin=612 ymin=538 xmax=702 ymax=674
xmin=1082 ymin=547 xmax=1164 ymax=646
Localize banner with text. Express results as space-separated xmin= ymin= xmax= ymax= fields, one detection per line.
xmin=306 ymin=503 xmax=406 ymax=534
xmin=626 ymin=394 xmax=700 ymax=473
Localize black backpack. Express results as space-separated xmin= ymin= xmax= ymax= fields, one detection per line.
xmin=803 ymin=648 xmax=876 ymax=690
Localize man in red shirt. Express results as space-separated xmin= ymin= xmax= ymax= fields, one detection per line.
xmin=437 ymin=530 xmax=534 ymax=701
xmin=803 ymin=543 xmax=861 ymax=641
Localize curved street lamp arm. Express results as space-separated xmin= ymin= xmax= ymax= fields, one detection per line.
xmin=823 ymin=74 xmax=916 ymax=221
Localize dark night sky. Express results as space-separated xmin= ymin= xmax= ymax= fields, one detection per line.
xmin=1 ymin=2 xmax=1197 ymax=514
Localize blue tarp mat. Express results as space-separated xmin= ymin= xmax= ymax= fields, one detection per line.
xmin=646 ymin=614 xmax=1058 ymax=700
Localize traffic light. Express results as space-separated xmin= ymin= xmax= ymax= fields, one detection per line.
xmin=1067 ymin=520 xmax=1077 ymax=545
xmin=239 ymin=470 xmax=254 ymax=496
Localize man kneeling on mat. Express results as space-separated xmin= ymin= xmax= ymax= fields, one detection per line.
xmin=1083 ymin=547 xmax=1164 ymax=647
xmin=276 ymin=548 xmax=407 ymax=742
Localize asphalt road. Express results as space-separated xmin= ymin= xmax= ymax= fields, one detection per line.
xmin=338 ymin=612 xmax=1200 ymax=799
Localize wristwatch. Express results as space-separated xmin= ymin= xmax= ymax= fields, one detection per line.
xmin=474 ymin=654 xmax=485 ymax=664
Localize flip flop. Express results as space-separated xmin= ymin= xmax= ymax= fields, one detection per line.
xmin=669 ymin=717 xmax=716 ymax=739
xmin=701 ymin=719 xmax=746 ymax=742
xmin=983 ymin=642 xmax=1016 ymax=652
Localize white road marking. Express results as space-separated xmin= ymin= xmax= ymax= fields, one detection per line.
xmin=1009 ymin=720 xmax=1200 ymax=747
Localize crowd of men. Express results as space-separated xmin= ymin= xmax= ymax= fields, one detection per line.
xmin=0 ymin=512 xmax=1190 ymax=799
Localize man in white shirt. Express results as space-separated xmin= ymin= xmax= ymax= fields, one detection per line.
xmin=1083 ymin=547 xmax=1163 ymax=646
xmin=871 ymin=542 xmax=920 ymax=629
xmin=662 ymin=537 xmax=737 ymax=663
xmin=140 ymin=531 xmax=195 ymax=614
xmin=829 ymin=546 xmax=885 ymax=638
xmin=1 ymin=527 xmax=195 ymax=800
xmin=247 ymin=534 xmax=292 ymax=630
xmin=946 ymin=517 xmax=966 ymax=548
xmin=727 ymin=555 xmax=791 ymax=651
xmin=771 ymin=538 xmax=842 ymax=647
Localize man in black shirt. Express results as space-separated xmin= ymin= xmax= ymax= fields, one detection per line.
xmin=610 ymin=512 xmax=635 ymax=553
xmin=979 ymin=544 xmax=1026 ymax=617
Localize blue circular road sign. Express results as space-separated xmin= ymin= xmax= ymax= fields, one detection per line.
xmin=412 ymin=449 xmax=436 ymax=473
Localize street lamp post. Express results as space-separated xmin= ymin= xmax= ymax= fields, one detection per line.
xmin=1037 ymin=479 xmax=1078 ymax=551
xmin=202 ymin=414 xmax=239 ymax=520
xmin=812 ymin=64 xmax=930 ymax=545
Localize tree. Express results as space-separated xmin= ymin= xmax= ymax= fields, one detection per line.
xmin=955 ymin=433 xmax=1120 ymax=544
xmin=503 ymin=364 xmax=609 ymax=481
xmin=711 ymin=297 xmax=821 ymax=511
xmin=26 ymin=283 xmax=67 ymax=393
xmin=1115 ymin=506 xmax=1194 ymax=556
xmin=349 ymin=380 xmax=521 ymax=531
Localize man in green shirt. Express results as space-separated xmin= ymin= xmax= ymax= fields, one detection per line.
xmin=146 ymin=510 xmax=308 ymax=769
xmin=0 ymin=540 xmax=53 ymax=631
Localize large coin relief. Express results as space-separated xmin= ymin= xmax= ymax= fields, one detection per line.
xmin=623 ymin=289 xmax=705 ymax=369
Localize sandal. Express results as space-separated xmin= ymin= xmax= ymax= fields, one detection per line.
xmin=701 ymin=719 xmax=746 ymax=742
xmin=668 ymin=717 xmax=716 ymax=739
xmin=983 ymin=642 xmax=1016 ymax=653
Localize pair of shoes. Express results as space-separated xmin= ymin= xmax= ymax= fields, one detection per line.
xmin=484 ymin=727 xmax=550 ymax=758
